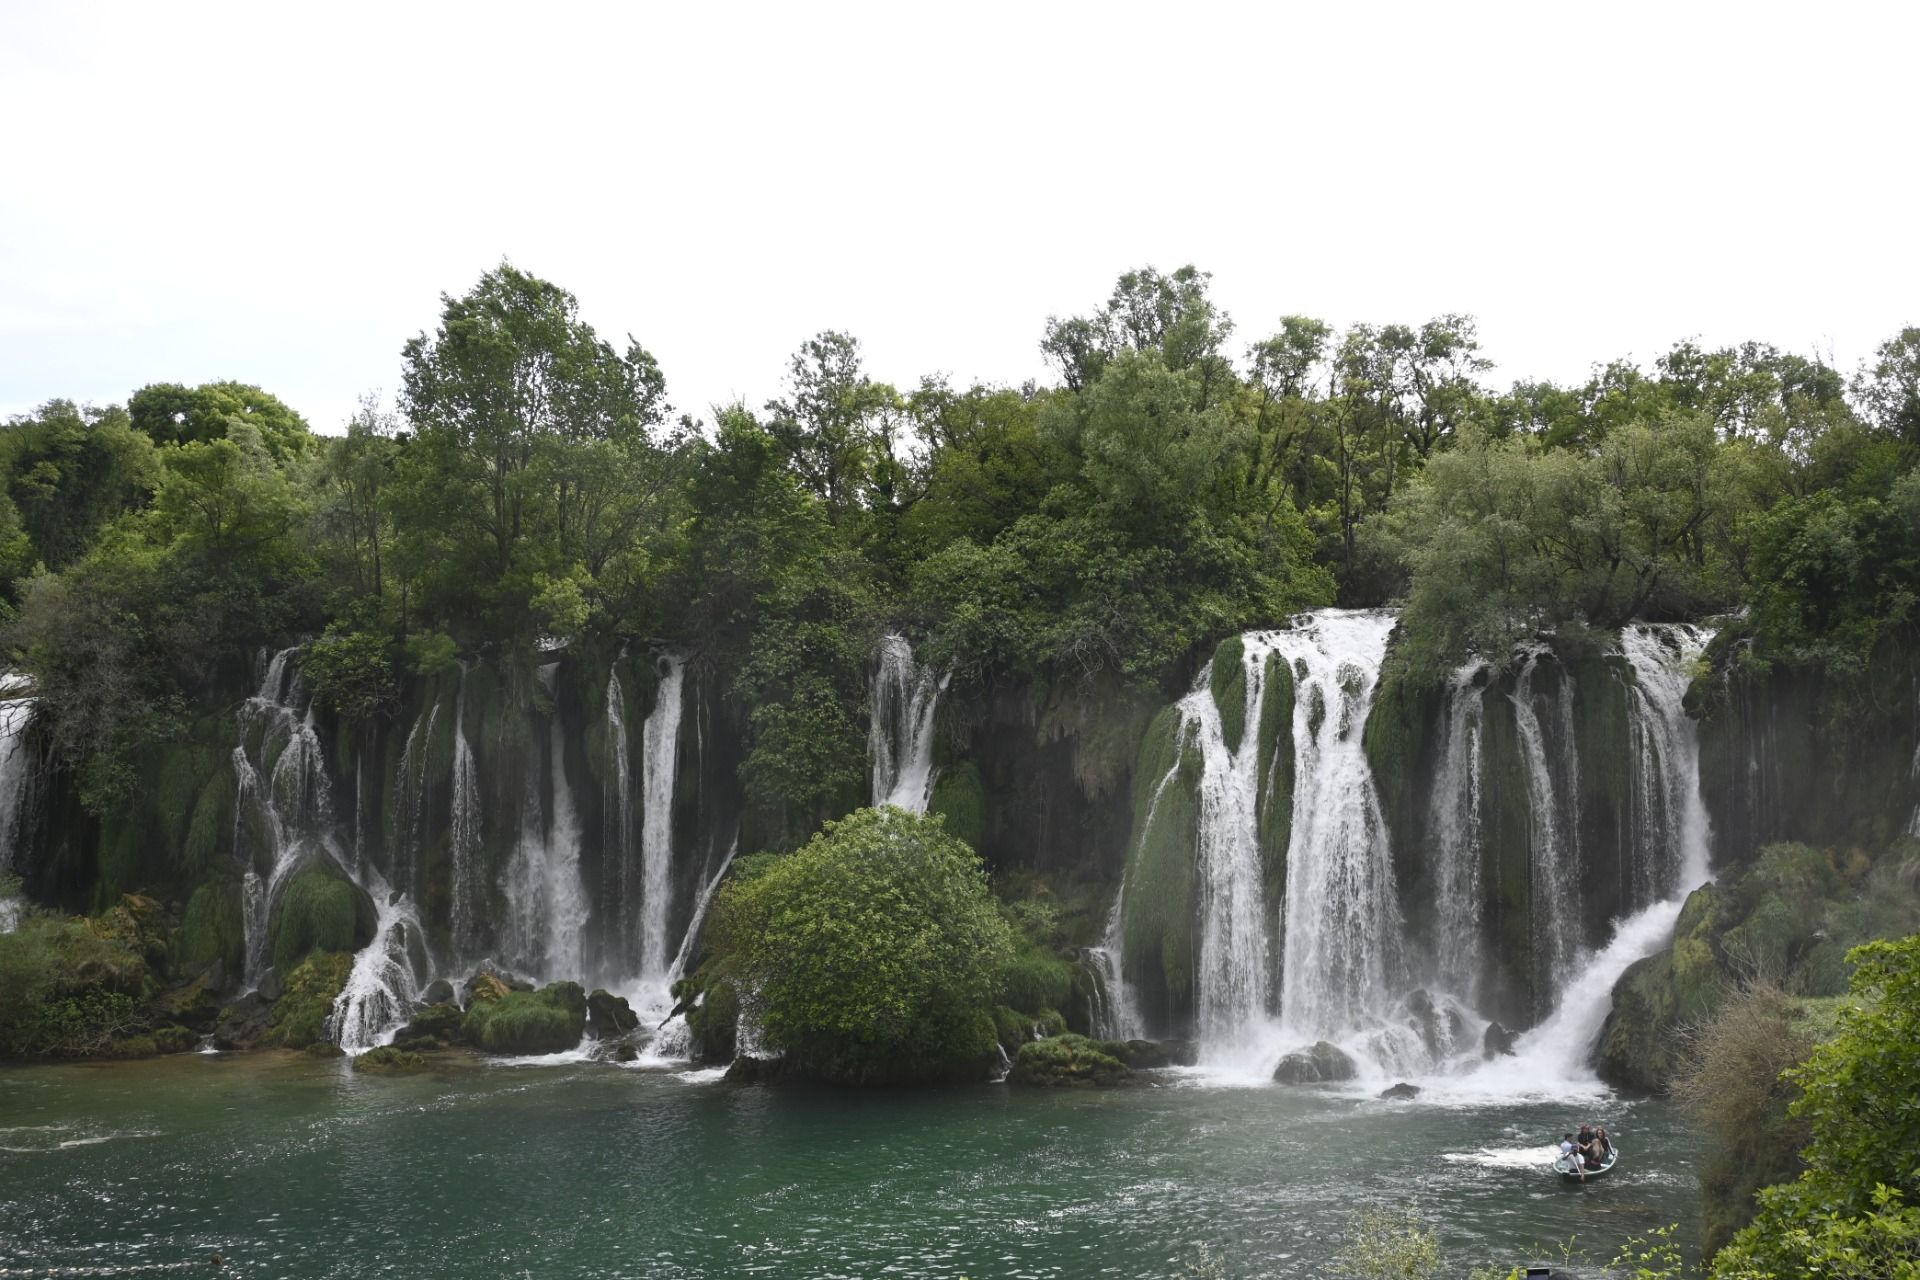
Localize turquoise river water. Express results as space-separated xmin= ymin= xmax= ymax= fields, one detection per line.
xmin=0 ymin=1052 xmax=1696 ymax=1279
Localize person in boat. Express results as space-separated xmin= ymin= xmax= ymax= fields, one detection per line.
xmin=1558 ymin=1133 xmax=1585 ymax=1181
xmin=1577 ymin=1123 xmax=1602 ymax=1169
xmin=1595 ymin=1127 xmax=1613 ymax=1162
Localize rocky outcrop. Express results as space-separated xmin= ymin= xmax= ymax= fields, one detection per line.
xmin=1007 ymin=1033 xmax=1135 ymax=1088
xmin=1272 ymin=1040 xmax=1357 ymax=1084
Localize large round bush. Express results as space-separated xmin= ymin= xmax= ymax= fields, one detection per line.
xmin=716 ymin=807 xmax=1013 ymax=1083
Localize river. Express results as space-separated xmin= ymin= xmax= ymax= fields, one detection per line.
xmin=0 ymin=1053 xmax=1696 ymax=1278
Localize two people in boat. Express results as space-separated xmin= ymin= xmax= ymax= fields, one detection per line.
xmin=1558 ymin=1123 xmax=1612 ymax=1178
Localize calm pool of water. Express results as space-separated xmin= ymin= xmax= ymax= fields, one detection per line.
xmin=0 ymin=1053 xmax=1696 ymax=1278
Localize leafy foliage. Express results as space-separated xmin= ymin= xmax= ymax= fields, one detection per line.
xmin=713 ymin=807 xmax=1013 ymax=1082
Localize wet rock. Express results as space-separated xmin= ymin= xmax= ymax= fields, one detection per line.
xmin=1379 ymin=1082 xmax=1422 ymax=1100
xmin=1273 ymin=1040 xmax=1357 ymax=1085
xmin=1483 ymin=1022 xmax=1518 ymax=1058
xmin=353 ymin=1045 xmax=427 ymax=1072
xmin=1008 ymin=1033 xmax=1134 ymax=1088
xmin=255 ymin=968 xmax=285 ymax=1004
xmin=1107 ymin=1038 xmax=1198 ymax=1069
xmin=419 ymin=979 xmax=455 ymax=1007
xmin=304 ymin=1041 xmax=345 ymax=1058
xmin=393 ymin=1002 xmax=464 ymax=1050
xmin=586 ymin=989 xmax=640 ymax=1037
xmin=615 ymin=1043 xmax=638 ymax=1063
xmin=213 ymin=991 xmax=273 ymax=1050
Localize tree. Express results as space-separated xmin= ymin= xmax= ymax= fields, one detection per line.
xmin=0 ymin=400 xmax=158 ymax=575
xmin=128 ymin=381 xmax=313 ymax=461
xmin=396 ymin=263 xmax=674 ymax=642
xmin=1711 ymin=936 xmax=1920 ymax=1278
xmin=713 ymin=806 xmax=1013 ymax=1083
xmin=763 ymin=331 xmax=900 ymax=524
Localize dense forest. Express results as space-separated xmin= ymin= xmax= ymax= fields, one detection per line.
xmin=2 ymin=264 xmax=1918 ymax=1275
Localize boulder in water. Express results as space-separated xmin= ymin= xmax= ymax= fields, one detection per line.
xmin=724 ymin=1055 xmax=793 ymax=1085
xmin=1106 ymin=1038 xmax=1199 ymax=1069
xmin=1379 ymin=1082 xmax=1422 ymax=1100
xmin=1008 ymin=1033 xmax=1134 ymax=1088
xmin=394 ymin=1002 xmax=464 ymax=1050
xmin=615 ymin=1043 xmax=638 ymax=1063
xmin=1273 ymin=1040 xmax=1357 ymax=1085
xmin=353 ymin=1045 xmax=427 ymax=1072
xmin=212 ymin=991 xmax=273 ymax=1050
xmin=1483 ymin=1021 xmax=1518 ymax=1058
xmin=461 ymin=981 xmax=586 ymax=1055
xmin=418 ymin=979 xmax=455 ymax=1007
xmin=586 ymin=989 xmax=640 ymax=1037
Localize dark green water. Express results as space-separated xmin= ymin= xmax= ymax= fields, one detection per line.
xmin=0 ymin=1054 xmax=1696 ymax=1278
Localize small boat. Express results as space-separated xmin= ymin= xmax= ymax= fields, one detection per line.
xmin=1554 ymin=1147 xmax=1618 ymax=1181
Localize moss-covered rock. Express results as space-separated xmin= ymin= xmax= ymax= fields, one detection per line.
xmin=393 ymin=1002 xmax=464 ymax=1050
xmin=177 ymin=880 xmax=245 ymax=976
xmin=1120 ymin=706 xmax=1202 ymax=1031
xmin=929 ymin=761 xmax=985 ymax=850
xmin=1000 ymin=941 xmax=1073 ymax=1016
xmin=1008 ymin=1033 xmax=1134 ymax=1087
xmin=1254 ymin=650 xmax=1295 ymax=920
xmin=1210 ymin=635 xmax=1248 ymax=753
xmin=268 ymin=863 xmax=375 ymax=974
xmin=354 ymin=1045 xmax=429 ymax=1072
xmin=261 ymin=950 xmax=353 ymax=1049
xmin=462 ymin=981 xmax=586 ymax=1055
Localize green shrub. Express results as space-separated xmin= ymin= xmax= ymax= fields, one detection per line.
xmin=178 ymin=880 xmax=245 ymax=974
xmin=263 ymin=950 xmax=353 ymax=1049
xmin=1000 ymin=941 xmax=1073 ymax=1015
xmin=462 ymin=982 xmax=586 ymax=1055
xmin=0 ymin=915 xmax=151 ymax=1058
xmin=713 ymin=807 xmax=1013 ymax=1084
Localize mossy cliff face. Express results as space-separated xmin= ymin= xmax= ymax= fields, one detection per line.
xmin=1118 ymin=705 xmax=1202 ymax=1033
xmin=1694 ymin=628 xmax=1920 ymax=868
xmin=1597 ymin=839 xmax=1920 ymax=1092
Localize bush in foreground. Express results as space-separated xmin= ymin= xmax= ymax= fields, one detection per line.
xmin=714 ymin=807 xmax=1013 ymax=1083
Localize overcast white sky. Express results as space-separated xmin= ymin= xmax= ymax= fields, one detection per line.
xmin=2 ymin=1 xmax=1915 ymax=433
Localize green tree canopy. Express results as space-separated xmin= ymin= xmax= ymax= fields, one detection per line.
xmin=713 ymin=806 xmax=1013 ymax=1083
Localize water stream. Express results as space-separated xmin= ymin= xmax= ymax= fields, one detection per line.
xmin=869 ymin=633 xmax=947 ymax=813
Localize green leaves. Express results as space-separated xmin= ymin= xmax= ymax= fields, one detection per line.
xmin=713 ymin=807 xmax=1014 ymax=1083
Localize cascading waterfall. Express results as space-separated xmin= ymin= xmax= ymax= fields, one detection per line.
xmin=1508 ymin=648 xmax=1582 ymax=999
xmin=1186 ymin=633 xmax=1284 ymax=1046
xmin=1087 ymin=890 xmax=1146 ymax=1042
xmin=0 ymin=672 xmax=38 ymax=876
xmin=637 ymin=655 xmax=685 ymax=986
xmin=391 ymin=701 xmax=440 ymax=902
xmin=1428 ymin=662 xmax=1488 ymax=1000
xmin=447 ymin=667 xmax=481 ymax=959
xmin=329 ymin=869 xmax=430 ymax=1053
xmin=236 ymin=648 xmax=338 ymax=988
xmin=1274 ymin=611 xmax=1404 ymax=1044
xmin=602 ymin=667 xmax=637 ymax=979
xmin=499 ymin=665 xmax=591 ymax=982
xmin=642 ymin=838 xmax=740 ymax=1061
xmin=868 ymin=634 xmax=948 ymax=813
xmin=1620 ymin=625 xmax=1714 ymax=893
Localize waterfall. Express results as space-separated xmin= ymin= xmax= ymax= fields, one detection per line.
xmin=0 ymin=673 xmax=37 ymax=875
xmin=448 ymin=667 xmax=481 ymax=959
xmin=1620 ymin=625 xmax=1714 ymax=893
xmin=1088 ymin=890 xmax=1146 ymax=1041
xmin=1508 ymin=648 xmax=1581 ymax=1000
xmin=1428 ymin=662 xmax=1488 ymax=1000
xmin=637 ymin=654 xmax=685 ymax=985
xmin=868 ymin=634 xmax=948 ymax=813
xmin=329 ymin=870 xmax=430 ymax=1053
xmin=1274 ymin=611 xmax=1404 ymax=1043
xmin=602 ymin=668 xmax=637 ymax=979
xmin=641 ymin=838 xmax=741 ymax=1062
xmin=1187 ymin=634 xmax=1284 ymax=1046
xmin=499 ymin=664 xmax=591 ymax=982
xmin=235 ymin=648 xmax=340 ymax=988
xmin=392 ymin=701 xmax=440 ymax=901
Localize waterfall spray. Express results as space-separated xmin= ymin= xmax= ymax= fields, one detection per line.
xmin=869 ymin=634 xmax=948 ymax=813
xmin=637 ymin=655 xmax=685 ymax=985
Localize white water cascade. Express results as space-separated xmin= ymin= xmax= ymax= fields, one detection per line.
xmin=329 ymin=869 xmax=430 ymax=1053
xmin=1087 ymin=890 xmax=1146 ymax=1041
xmin=637 ymin=655 xmax=685 ymax=987
xmin=1428 ymin=662 xmax=1488 ymax=1001
xmin=0 ymin=673 xmax=38 ymax=878
xmin=1273 ymin=612 xmax=1406 ymax=1046
xmin=235 ymin=649 xmax=339 ymax=989
xmin=1509 ymin=648 xmax=1583 ymax=999
xmin=868 ymin=634 xmax=948 ymax=813
xmin=447 ymin=668 xmax=481 ymax=959
xmin=391 ymin=700 xmax=441 ymax=902
xmin=602 ymin=667 xmax=638 ymax=979
xmin=499 ymin=664 xmax=591 ymax=982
